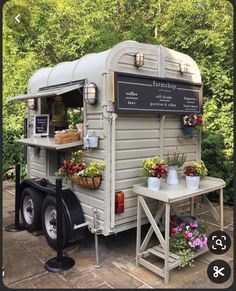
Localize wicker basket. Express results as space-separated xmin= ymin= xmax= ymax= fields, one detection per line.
xmin=69 ymin=175 xmax=102 ymax=189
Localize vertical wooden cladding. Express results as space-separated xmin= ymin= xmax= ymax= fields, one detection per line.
xmin=115 ymin=114 xmax=160 ymax=225
xmin=163 ymin=115 xmax=197 ymax=164
xmin=163 ymin=115 xmax=196 ymax=213
xmin=30 ymin=150 xmax=47 ymax=178
xmin=73 ymin=111 xmax=106 ymax=228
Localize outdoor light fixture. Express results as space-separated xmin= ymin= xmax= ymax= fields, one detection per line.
xmin=135 ymin=52 xmax=144 ymax=67
xmin=83 ymin=82 xmax=97 ymax=105
xmin=179 ymin=62 xmax=188 ymax=74
xmin=28 ymin=98 xmax=37 ymax=110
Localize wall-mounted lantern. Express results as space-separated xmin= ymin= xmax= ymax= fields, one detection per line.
xmin=28 ymin=98 xmax=37 ymax=110
xmin=135 ymin=52 xmax=144 ymax=68
xmin=179 ymin=62 xmax=188 ymax=74
xmin=83 ymin=82 xmax=97 ymax=105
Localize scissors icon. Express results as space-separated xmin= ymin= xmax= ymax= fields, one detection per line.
xmin=213 ymin=266 xmax=225 ymax=278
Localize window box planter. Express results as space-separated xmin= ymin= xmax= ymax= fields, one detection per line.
xmin=69 ymin=175 xmax=102 ymax=189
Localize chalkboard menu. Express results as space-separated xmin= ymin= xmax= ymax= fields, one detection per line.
xmin=114 ymin=72 xmax=202 ymax=114
xmin=34 ymin=115 xmax=49 ymax=136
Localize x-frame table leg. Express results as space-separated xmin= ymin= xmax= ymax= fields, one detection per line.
xmin=164 ymin=202 xmax=170 ymax=284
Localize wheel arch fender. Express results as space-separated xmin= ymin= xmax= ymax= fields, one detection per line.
xmin=61 ymin=189 xmax=86 ymax=242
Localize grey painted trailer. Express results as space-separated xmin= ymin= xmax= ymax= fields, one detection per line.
xmin=9 ymin=40 xmax=202 ymax=246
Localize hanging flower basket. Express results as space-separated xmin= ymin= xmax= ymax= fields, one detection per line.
xmin=56 ymin=150 xmax=105 ymax=190
xmin=181 ymin=114 xmax=203 ymax=137
xmin=69 ymin=175 xmax=102 ymax=189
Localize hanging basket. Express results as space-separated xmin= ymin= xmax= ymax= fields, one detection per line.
xmin=69 ymin=175 xmax=102 ymax=189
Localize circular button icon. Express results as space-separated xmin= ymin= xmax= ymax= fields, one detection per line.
xmin=207 ymin=260 xmax=231 ymax=284
xmin=207 ymin=231 xmax=231 ymax=254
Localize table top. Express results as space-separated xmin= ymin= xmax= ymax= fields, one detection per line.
xmin=133 ymin=176 xmax=225 ymax=203
xmin=16 ymin=137 xmax=83 ymax=150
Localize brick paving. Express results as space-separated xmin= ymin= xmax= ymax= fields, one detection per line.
xmin=2 ymin=180 xmax=234 ymax=289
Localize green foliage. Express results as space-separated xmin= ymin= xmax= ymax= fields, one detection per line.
xmin=3 ymin=127 xmax=27 ymax=180
xmin=170 ymin=237 xmax=195 ymax=268
xmin=84 ymin=162 xmax=106 ymax=177
xmin=2 ymin=0 xmax=233 ymax=202
xmin=202 ymin=131 xmax=233 ymax=203
xmin=67 ymin=108 xmax=83 ymax=129
xmin=166 ymin=150 xmax=187 ymax=168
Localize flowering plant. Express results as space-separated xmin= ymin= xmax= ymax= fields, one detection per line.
xmin=166 ymin=150 xmax=187 ymax=168
xmin=83 ymin=162 xmax=106 ymax=177
xmin=143 ymin=156 xmax=168 ymax=178
xmin=56 ymin=150 xmax=105 ymax=179
xmin=182 ymin=114 xmax=203 ymax=128
xmin=184 ymin=160 xmax=208 ymax=177
xmin=170 ymin=219 xmax=207 ymax=267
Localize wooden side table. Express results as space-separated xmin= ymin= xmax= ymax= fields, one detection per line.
xmin=133 ymin=176 xmax=225 ymax=284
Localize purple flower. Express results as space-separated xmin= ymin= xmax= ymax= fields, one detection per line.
xmin=194 ymin=238 xmax=201 ymax=246
xmin=190 ymin=222 xmax=198 ymax=228
xmin=172 ymin=227 xmax=178 ymax=235
xmin=188 ymin=232 xmax=193 ymax=238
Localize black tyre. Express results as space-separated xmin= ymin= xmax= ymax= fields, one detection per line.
xmin=41 ymin=195 xmax=68 ymax=250
xmin=20 ymin=187 xmax=43 ymax=232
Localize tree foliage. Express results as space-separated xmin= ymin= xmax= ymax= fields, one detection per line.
xmin=3 ymin=0 xmax=233 ymax=201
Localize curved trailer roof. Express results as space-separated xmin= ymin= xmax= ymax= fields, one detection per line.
xmin=8 ymin=40 xmax=202 ymax=102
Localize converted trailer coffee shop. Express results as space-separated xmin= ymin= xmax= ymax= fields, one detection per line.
xmin=8 ymin=40 xmax=225 ymax=283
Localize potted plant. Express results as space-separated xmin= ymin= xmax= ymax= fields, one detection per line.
xmin=56 ymin=150 xmax=105 ymax=189
xmin=143 ymin=156 xmax=168 ymax=191
xmin=170 ymin=218 xmax=207 ymax=267
xmin=184 ymin=160 xmax=208 ymax=190
xmin=166 ymin=151 xmax=187 ymax=185
xmin=182 ymin=113 xmax=203 ymax=137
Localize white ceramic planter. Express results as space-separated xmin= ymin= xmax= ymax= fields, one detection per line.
xmin=148 ymin=177 xmax=161 ymax=191
xmin=167 ymin=166 xmax=179 ymax=185
xmin=186 ymin=175 xmax=200 ymax=190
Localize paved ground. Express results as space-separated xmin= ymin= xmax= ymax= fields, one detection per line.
xmin=2 ymin=180 xmax=234 ymax=289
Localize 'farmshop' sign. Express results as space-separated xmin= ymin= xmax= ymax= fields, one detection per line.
xmin=114 ymin=72 xmax=202 ymax=114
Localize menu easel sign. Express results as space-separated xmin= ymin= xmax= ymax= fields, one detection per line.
xmin=34 ymin=115 xmax=49 ymax=136
xmin=114 ymin=72 xmax=203 ymax=114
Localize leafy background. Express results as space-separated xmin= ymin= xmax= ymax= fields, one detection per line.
xmin=3 ymin=0 xmax=233 ymax=202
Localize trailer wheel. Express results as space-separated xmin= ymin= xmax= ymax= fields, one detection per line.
xmin=41 ymin=195 xmax=67 ymax=250
xmin=20 ymin=187 xmax=43 ymax=232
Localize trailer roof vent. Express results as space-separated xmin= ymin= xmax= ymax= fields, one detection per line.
xmin=135 ymin=52 xmax=144 ymax=68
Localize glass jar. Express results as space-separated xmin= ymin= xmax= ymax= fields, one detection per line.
xmin=52 ymin=96 xmax=66 ymax=122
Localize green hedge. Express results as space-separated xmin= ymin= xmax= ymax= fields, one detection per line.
xmin=202 ymin=131 xmax=233 ymax=204
xmin=3 ymin=128 xmax=27 ymax=181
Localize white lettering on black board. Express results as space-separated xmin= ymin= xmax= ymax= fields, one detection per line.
xmin=115 ymin=73 xmax=202 ymax=114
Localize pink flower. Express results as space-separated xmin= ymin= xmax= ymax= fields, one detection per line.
xmin=188 ymin=232 xmax=193 ymax=238
xmin=151 ymin=164 xmax=157 ymax=170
